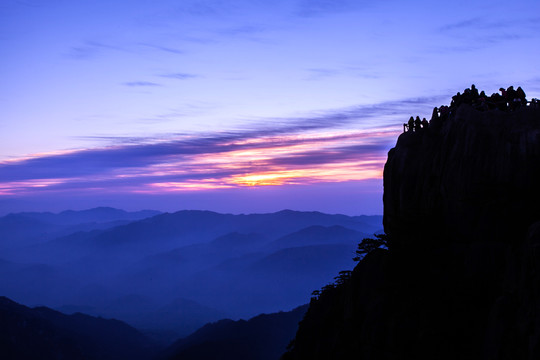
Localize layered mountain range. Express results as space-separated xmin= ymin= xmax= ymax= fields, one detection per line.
xmin=0 ymin=207 xmax=381 ymax=343
xmin=0 ymin=295 xmax=307 ymax=360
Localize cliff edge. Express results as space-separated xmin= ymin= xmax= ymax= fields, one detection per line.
xmin=385 ymin=103 xmax=540 ymax=250
xmin=283 ymin=93 xmax=540 ymax=359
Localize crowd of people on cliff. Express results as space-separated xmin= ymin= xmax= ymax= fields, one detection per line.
xmin=404 ymin=85 xmax=540 ymax=132
xmin=403 ymin=116 xmax=429 ymax=132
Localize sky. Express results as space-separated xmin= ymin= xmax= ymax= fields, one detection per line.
xmin=1 ymin=0 xmax=539 ymax=215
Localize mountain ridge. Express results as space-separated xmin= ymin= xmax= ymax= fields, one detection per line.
xmin=0 ymin=296 xmax=158 ymax=360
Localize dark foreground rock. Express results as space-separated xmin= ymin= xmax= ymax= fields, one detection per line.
xmin=283 ymin=103 xmax=540 ymax=359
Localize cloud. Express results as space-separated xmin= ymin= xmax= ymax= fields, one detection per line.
xmin=305 ymin=67 xmax=381 ymax=81
xmin=129 ymin=102 xmax=221 ymax=124
xmin=523 ymin=77 xmax=540 ymax=94
xmin=139 ymin=43 xmax=185 ymax=54
xmin=305 ymin=68 xmax=341 ymax=80
xmin=437 ymin=16 xmax=538 ymax=47
xmin=428 ymin=43 xmax=485 ymax=54
xmin=67 ymin=39 xmax=186 ymax=61
xmin=0 ymin=94 xmax=450 ymax=196
xmin=294 ymin=0 xmax=368 ymax=17
xmin=439 ymin=16 xmax=540 ymax=33
xmin=159 ymin=73 xmax=199 ymax=80
xmin=67 ymin=41 xmax=125 ymax=60
xmin=173 ymin=1 xmax=231 ymax=17
xmin=438 ymin=17 xmax=484 ymax=32
xmin=218 ymin=24 xmax=267 ymax=36
xmin=265 ymin=143 xmax=389 ymax=167
xmin=0 ymin=125 xmax=397 ymax=195
xmin=122 ymin=81 xmax=161 ymax=87
xmin=292 ymin=95 xmax=445 ymax=128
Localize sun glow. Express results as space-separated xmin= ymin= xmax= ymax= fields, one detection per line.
xmin=149 ymin=180 xmax=234 ymax=192
xmin=227 ymin=159 xmax=384 ymax=187
xmin=0 ymin=127 xmax=397 ymax=195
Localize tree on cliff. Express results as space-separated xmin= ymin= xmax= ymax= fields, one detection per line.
xmin=352 ymin=233 xmax=388 ymax=261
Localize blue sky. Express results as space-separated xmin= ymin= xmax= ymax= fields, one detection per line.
xmin=1 ymin=0 xmax=539 ymax=215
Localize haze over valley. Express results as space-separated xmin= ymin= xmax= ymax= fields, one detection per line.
xmin=0 ymin=207 xmax=382 ymax=342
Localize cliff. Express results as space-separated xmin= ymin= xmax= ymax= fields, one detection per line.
xmin=283 ymin=100 xmax=540 ymax=359
xmin=385 ymin=103 xmax=540 ymax=250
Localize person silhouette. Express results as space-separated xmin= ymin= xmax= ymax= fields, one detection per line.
xmin=414 ymin=116 xmax=421 ymax=132
xmin=431 ymin=107 xmax=439 ymax=121
xmin=471 ymin=84 xmax=479 ymax=99
xmin=507 ymin=86 xmax=518 ymax=110
xmin=516 ymin=86 xmax=527 ymax=106
xmin=408 ymin=116 xmax=414 ymax=132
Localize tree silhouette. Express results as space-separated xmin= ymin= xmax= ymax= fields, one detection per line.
xmin=311 ymin=234 xmax=389 ymax=302
xmin=353 ymin=233 xmax=388 ymax=261
xmin=333 ymin=270 xmax=352 ymax=285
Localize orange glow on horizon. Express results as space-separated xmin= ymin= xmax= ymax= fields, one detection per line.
xmin=148 ymin=180 xmax=234 ymax=192
xmin=0 ymin=126 xmax=397 ymax=195
xmin=227 ymin=159 xmax=384 ymax=187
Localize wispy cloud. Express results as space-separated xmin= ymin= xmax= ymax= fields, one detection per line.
xmin=294 ymin=0 xmax=370 ymax=17
xmin=437 ymin=16 xmax=537 ymax=48
xmin=305 ymin=66 xmax=381 ymax=80
xmin=138 ymin=43 xmax=185 ymax=55
xmin=0 ymin=94 xmax=446 ymax=196
xmin=305 ymin=68 xmax=341 ymax=80
xmin=67 ymin=40 xmax=125 ymax=60
xmin=0 ymin=122 xmax=402 ymax=196
xmin=122 ymin=81 xmax=161 ymax=87
xmin=0 ymin=130 xmax=390 ymax=194
xmin=523 ymin=77 xmax=540 ymax=94
xmin=159 ymin=73 xmax=199 ymax=80
xmin=173 ymin=1 xmax=231 ymax=17
xmin=438 ymin=17 xmax=484 ymax=32
xmin=218 ymin=24 xmax=267 ymax=36
xmin=439 ymin=16 xmax=540 ymax=33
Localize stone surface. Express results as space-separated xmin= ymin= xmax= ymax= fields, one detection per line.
xmin=384 ymin=104 xmax=540 ymax=250
xmin=283 ymin=104 xmax=540 ymax=360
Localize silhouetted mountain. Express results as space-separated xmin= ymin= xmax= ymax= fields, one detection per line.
xmin=163 ymin=304 xmax=308 ymax=360
xmin=90 ymin=210 xmax=379 ymax=247
xmin=17 ymin=207 xmax=161 ymax=225
xmin=0 ymin=259 xmax=80 ymax=306
xmin=140 ymin=232 xmax=269 ymax=271
xmin=266 ymin=225 xmax=367 ymax=251
xmin=1 ymin=209 xmax=381 ymax=337
xmin=116 ymin=232 xmax=270 ymax=302
xmin=210 ymin=231 xmax=269 ymax=252
xmin=178 ymin=243 xmax=357 ymax=317
xmin=284 ymin=99 xmax=540 ymax=358
xmin=0 ymin=296 xmax=158 ymax=360
xmin=58 ymin=295 xmax=225 ymax=344
xmin=0 ymin=214 xmax=58 ymax=247
xmin=19 ymin=228 xmax=106 ymax=264
xmin=0 ymin=207 xmax=161 ymax=252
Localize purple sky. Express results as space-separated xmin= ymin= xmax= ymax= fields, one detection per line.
xmin=1 ymin=0 xmax=539 ymax=215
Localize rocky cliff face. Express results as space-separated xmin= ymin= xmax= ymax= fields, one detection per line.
xmin=385 ymin=104 xmax=540 ymax=250
xmin=283 ymin=103 xmax=540 ymax=359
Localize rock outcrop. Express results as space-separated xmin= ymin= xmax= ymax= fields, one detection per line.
xmin=283 ymin=101 xmax=540 ymax=359
xmin=385 ymin=103 xmax=540 ymax=250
